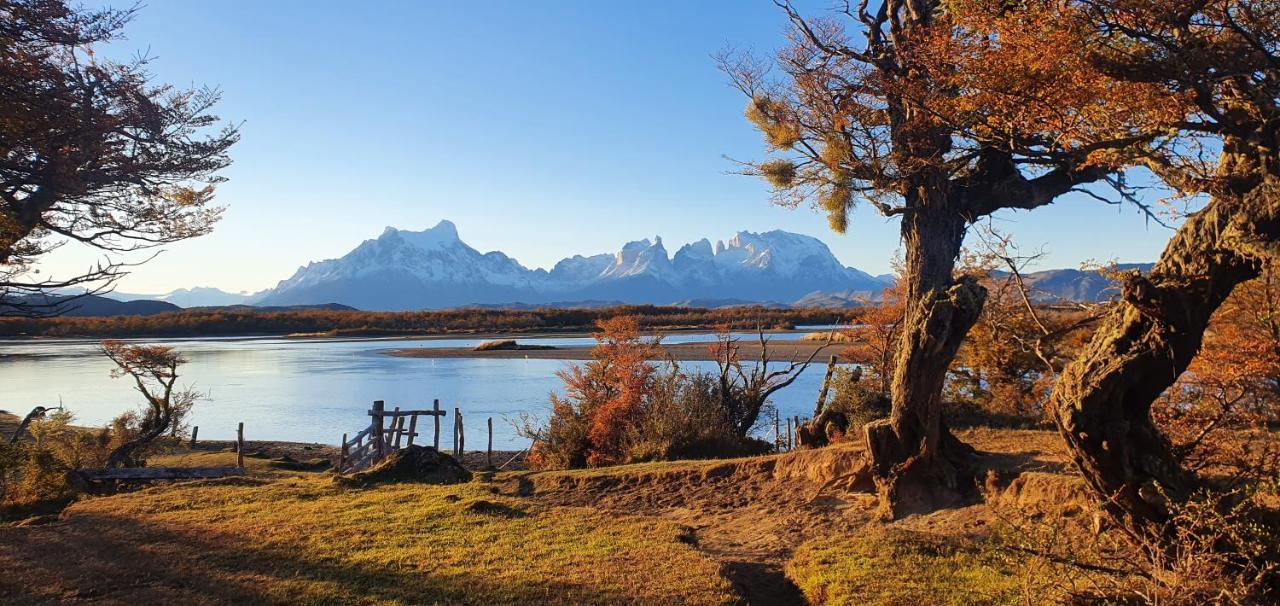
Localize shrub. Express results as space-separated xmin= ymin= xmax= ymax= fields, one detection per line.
xmin=0 ymin=410 xmax=109 ymax=514
xmin=625 ymin=371 xmax=771 ymax=463
xmin=824 ymin=367 xmax=890 ymax=438
xmin=523 ymin=317 xmax=781 ymax=469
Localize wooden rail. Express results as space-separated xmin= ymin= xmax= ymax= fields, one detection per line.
xmin=337 ymin=400 xmax=447 ymax=474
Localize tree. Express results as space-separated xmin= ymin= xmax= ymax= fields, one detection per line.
xmin=706 ymin=327 xmax=825 ymax=437
xmin=1154 ymin=266 xmax=1280 ymax=477
xmin=100 ymin=340 xmax=196 ymax=468
xmin=995 ymin=0 xmax=1280 ymax=550
xmin=721 ymin=0 xmax=1147 ymax=516
xmin=839 ymin=280 xmax=905 ymax=397
xmin=0 ymin=0 xmax=238 ymax=315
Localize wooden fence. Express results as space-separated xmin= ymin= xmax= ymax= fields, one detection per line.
xmin=337 ymin=400 xmax=447 ymax=474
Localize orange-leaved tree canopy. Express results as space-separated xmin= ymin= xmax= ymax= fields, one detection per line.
xmin=0 ymin=0 xmax=238 ymax=316
xmin=722 ymin=0 xmax=1165 ymax=518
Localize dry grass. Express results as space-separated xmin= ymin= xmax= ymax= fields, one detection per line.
xmin=786 ymin=529 xmax=1028 ymax=606
xmin=3 ymin=428 xmax=1271 ymax=604
xmin=0 ymin=475 xmax=736 ymax=605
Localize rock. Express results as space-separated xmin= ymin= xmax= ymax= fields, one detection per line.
xmin=335 ymin=445 xmax=471 ymax=487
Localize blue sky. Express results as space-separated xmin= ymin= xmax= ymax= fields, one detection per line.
xmin=45 ymin=0 xmax=1179 ymax=294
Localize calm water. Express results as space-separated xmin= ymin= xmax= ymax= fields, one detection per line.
xmin=0 ymin=331 xmax=830 ymax=450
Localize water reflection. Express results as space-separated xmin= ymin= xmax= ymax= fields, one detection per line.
xmin=0 ymin=331 xmax=828 ymax=449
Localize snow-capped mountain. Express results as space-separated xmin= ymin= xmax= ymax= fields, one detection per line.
xmin=106 ymin=286 xmax=259 ymax=308
xmin=253 ymin=221 xmax=889 ymax=310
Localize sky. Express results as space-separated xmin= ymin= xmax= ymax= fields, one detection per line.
xmin=42 ymin=0 xmax=1181 ymax=295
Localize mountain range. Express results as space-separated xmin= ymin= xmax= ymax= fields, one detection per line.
xmin=252 ymin=221 xmax=890 ymax=310
xmin=43 ymin=221 xmax=1150 ymax=314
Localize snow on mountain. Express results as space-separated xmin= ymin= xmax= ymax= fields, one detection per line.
xmin=252 ymin=221 xmax=891 ymax=310
xmin=106 ymin=286 xmax=258 ymax=308
xmin=599 ymin=237 xmax=673 ymax=281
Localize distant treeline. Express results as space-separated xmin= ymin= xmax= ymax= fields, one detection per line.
xmin=0 ymin=305 xmax=851 ymax=338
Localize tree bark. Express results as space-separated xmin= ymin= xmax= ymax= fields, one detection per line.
xmin=104 ymin=399 xmax=173 ymax=469
xmin=1050 ymin=176 xmax=1280 ymax=543
xmin=863 ymin=201 xmax=987 ymax=518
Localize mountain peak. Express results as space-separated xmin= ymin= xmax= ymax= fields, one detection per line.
xmin=382 ymin=220 xmax=461 ymax=250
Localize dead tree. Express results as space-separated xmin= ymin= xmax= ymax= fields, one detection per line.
xmin=7 ymin=406 xmax=50 ymax=444
xmin=708 ymin=329 xmax=828 ymax=439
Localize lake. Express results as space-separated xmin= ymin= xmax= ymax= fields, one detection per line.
xmin=0 ymin=330 xmax=833 ymax=450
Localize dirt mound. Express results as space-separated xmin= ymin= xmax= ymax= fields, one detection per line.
xmin=996 ymin=471 xmax=1092 ymax=515
xmin=335 ymin=446 xmax=471 ymax=487
xmin=473 ymin=339 xmax=557 ymax=351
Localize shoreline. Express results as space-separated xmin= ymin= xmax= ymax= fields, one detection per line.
xmin=0 ymin=325 xmax=815 ymax=345
xmin=386 ymin=339 xmax=842 ymax=363
xmin=0 ymin=412 xmax=528 ymax=471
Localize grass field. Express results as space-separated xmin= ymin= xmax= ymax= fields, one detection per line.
xmin=0 ymin=475 xmax=737 ymax=605
xmin=5 ymin=429 xmax=1266 ymax=605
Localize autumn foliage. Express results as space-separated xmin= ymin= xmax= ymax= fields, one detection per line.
xmin=525 ymin=317 xmax=779 ymax=470
xmin=1155 ymin=268 xmax=1280 ymax=476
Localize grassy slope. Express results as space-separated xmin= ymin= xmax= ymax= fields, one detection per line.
xmin=787 ymin=530 xmax=1026 ymax=606
xmin=10 ymin=428 xmax=1243 ymax=604
xmin=0 ymin=476 xmax=736 ymax=605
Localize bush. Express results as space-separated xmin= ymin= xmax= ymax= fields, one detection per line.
xmin=0 ymin=410 xmax=110 ymax=514
xmin=625 ymin=371 xmax=771 ymax=463
xmin=523 ymin=317 xmax=778 ymax=469
xmin=824 ymin=368 xmax=890 ymax=437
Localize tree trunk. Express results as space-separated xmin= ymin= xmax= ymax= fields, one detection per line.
xmin=104 ymin=401 xmax=172 ymax=469
xmin=864 ymin=204 xmax=986 ymax=518
xmin=1050 ymin=176 xmax=1280 ymax=544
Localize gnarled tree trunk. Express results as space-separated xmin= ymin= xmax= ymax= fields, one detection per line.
xmin=1050 ymin=173 xmax=1280 ymax=543
xmin=104 ymin=397 xmax=175 ymax=469
xmin=863 ymin=199 xmax=987 ymax=518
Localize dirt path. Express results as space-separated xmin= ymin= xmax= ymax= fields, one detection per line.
xmin=500 ymin=430 xmax=1076 ymax=605
xmin=502 ymin=447 xmax=878 ymax=604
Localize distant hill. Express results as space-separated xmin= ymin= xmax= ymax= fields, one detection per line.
xmin=187 ymin=303 xmax=358 ymax=313
xmin=792 ymin=290 xmax=876 ymax=309
xmin=108 ymin=286 xmax=260 ymax=307
xmin=457 ymin=300 xmax=628 ymax=311
xmin=1018 ymin=263 xmax=1153 ymax=303
xmin=1 ymin=294 xmax=180 ymax=317
xmin=670 ymin=298 xmax=787 ymax=309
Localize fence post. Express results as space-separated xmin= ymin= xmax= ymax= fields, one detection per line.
xmin=456 ymin=409 xmax=465 ymax=458
xmin=189 ymin=425 xmax=198 ymax=449
xmin=433 ymin=399 xmax=441 ymax=450
xmin=339 ymin=432 xmax=348 ymax=472
xmin=407 ymin=413 xmax=418 ymax=447
xmin=487 ymin=417 xmax=493 ymax=468
xmin=814 ymin=355 xmax=838 ymax=416
xmin=391 ymin=406 xmax=402 ymax=449
xmin=236 ymin=422 xmax=245 ymax=469
xmin=787 ymin=416 xmax=793 ymax=451
xmin=372 ymin=400 xmax=385 ymax=459
xmin=773 ymin=409 xmax=781 ymax=453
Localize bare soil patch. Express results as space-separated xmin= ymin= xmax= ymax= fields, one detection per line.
xmin=499 ymin=429 xmax=1076 ymax=604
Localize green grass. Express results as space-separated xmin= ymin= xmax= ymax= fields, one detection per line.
xmin=0 ymin=476 xmax=737 ymax=605
xmin=786 ymin=529 xmax=1026 ymax=606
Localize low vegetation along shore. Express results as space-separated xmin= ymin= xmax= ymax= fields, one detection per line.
xmin=0 ymin=305 xmax=844 ymax=339
xmin=390 ymin=338 xmax=838 ymax=362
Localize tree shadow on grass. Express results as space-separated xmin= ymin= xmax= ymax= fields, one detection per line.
xmin=0 ymin=509 xmax=657 ymax=605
